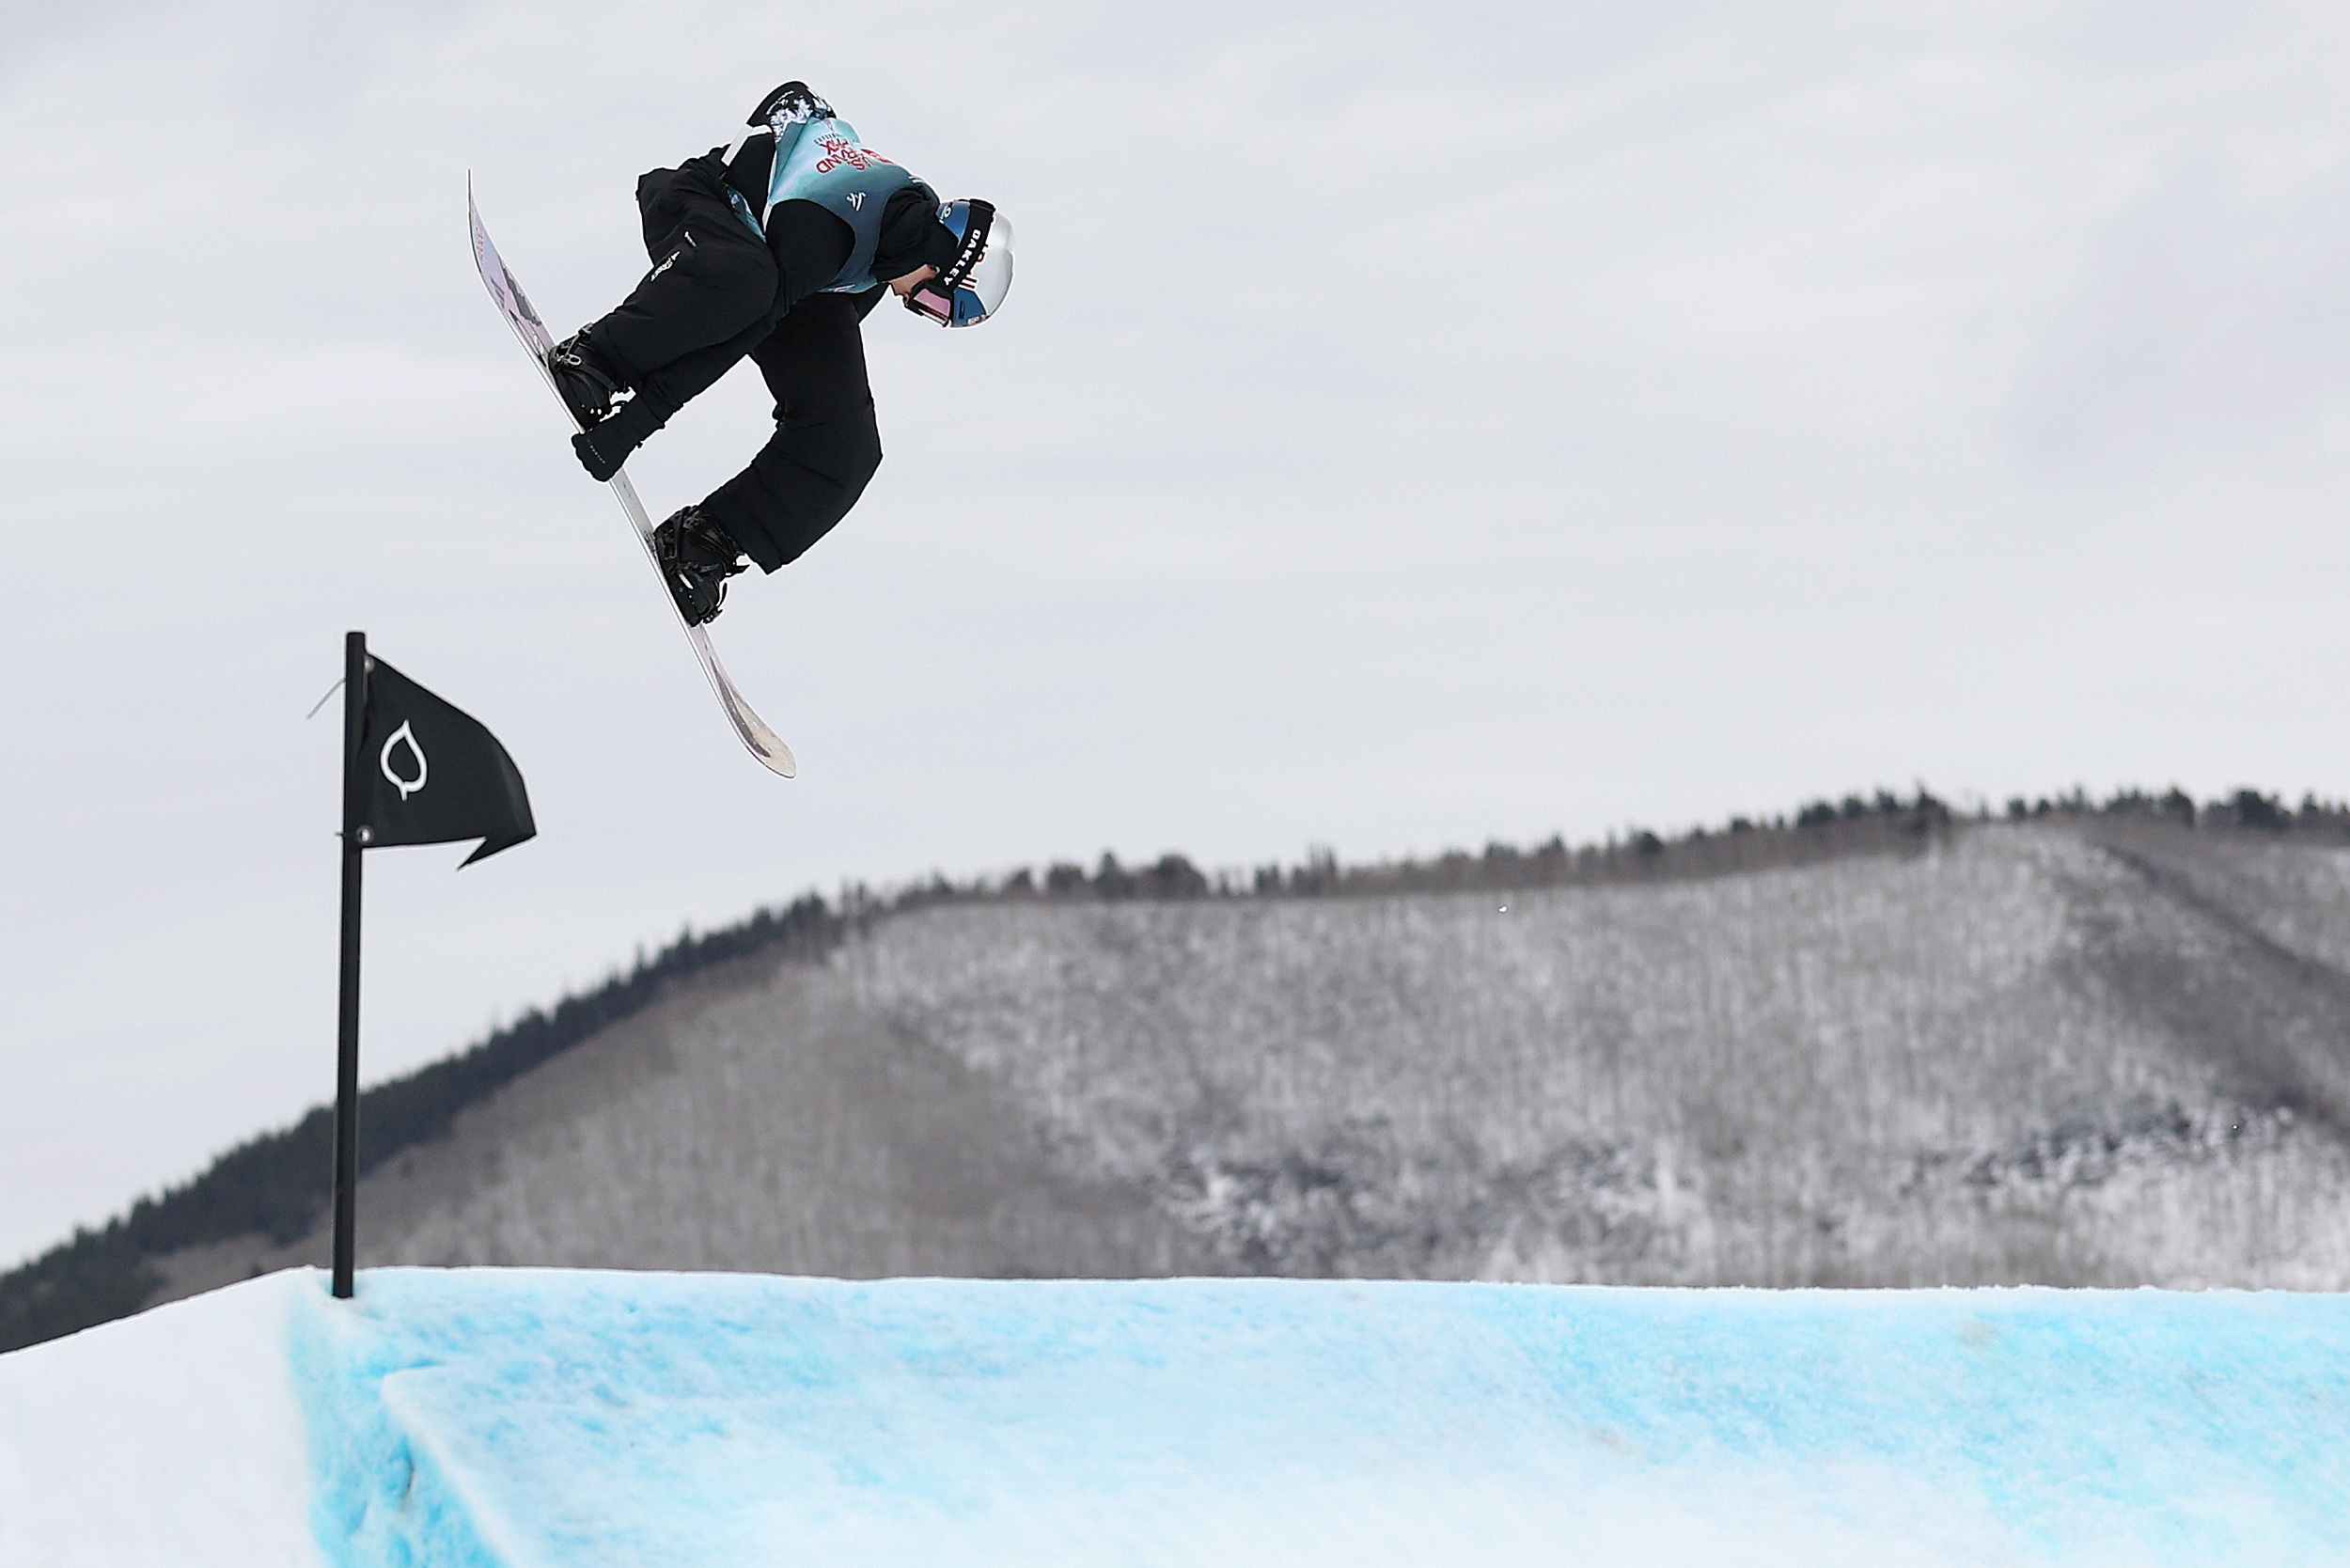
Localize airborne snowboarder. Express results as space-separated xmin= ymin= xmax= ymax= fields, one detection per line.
xmin=545 ymin=81 xmax=1013 ymax=625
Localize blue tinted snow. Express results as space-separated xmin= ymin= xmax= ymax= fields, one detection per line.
xmin=290 ymin=1268 xmax=2350 ymax=1567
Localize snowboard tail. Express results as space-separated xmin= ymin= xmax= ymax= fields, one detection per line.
xmin=468 ymin=182 xmax=796 ymax=778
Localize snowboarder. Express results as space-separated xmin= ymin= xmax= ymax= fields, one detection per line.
xmin=546 ymin=81 xmax=1014 ymax=625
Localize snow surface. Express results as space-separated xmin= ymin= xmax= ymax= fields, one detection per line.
xmin=0 ymin=1270 xmax=321 ymax=1568
xmin=10 ymin=1266 xmax=2350 ymax=1566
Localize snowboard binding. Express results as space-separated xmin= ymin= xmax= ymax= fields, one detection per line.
xmin=651 ymin=506 xmax=749 ymax=626
xmin=547 ymin=329 xmax=627 ymax=430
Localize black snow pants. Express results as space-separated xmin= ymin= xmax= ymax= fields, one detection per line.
xmin=589 ymin=156 xmax=885 ymax=572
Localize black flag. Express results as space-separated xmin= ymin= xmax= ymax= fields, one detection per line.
xmin=354 ymin=655 xmax=535 ymax=865
xmin=329 ymin=635 xmax=536 ymax=1302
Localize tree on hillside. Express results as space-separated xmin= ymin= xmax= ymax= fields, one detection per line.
xmin=1094 ymin=853 xmax=1138 ymax=900
xmin=1138 ymin=855 xmax=1209 ymax=899
xmin=2225 ymin=790 xmax=2287 ymax=831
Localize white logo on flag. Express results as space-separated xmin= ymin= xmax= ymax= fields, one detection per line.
xmin=380 ymin=721 xmax=429 ymax=801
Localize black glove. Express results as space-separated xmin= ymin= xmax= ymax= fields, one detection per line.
xmin=572 ymin=394 xmax=672 ymax=482
xmin=747 ymin=80 xmax=831 ymax=126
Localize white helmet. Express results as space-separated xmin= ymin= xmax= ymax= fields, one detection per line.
xmin=902 ymin=199 xmax=1014 ymax=328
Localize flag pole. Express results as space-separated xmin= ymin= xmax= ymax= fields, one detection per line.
xmin=332 ymin=631 xmax=368 ymax=1299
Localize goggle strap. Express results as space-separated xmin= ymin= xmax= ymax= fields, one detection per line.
xmin=937 ymin=199 xmax=996 ymax=291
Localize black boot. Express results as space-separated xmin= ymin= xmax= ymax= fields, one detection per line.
xmin=547 ymin=328 xmax=628 ymax=430
xmin=650 ymin=506 xmax=748 ymax=625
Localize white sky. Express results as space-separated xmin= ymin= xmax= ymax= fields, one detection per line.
xmin=4 ymin=0 xmax=2348 ymax=1267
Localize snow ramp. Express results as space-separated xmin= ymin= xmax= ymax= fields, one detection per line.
xmin=6 ymin=1268 xmax=2350 ymax=1566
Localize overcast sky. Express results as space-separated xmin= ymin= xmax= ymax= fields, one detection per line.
xmin=4 ymin=0 xmax=2348 ymax=1267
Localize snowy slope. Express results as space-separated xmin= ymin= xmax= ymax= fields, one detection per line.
xmin=843 ymin=823 xmax=2350 ymax=1290
xmin=0 ymin=1271 xmax=321 ymax=1568
xmin=9 ymin=1265 xmax=2350 ymax=1567
xmin=135 ymin=823 xmax=2350 ymax=1312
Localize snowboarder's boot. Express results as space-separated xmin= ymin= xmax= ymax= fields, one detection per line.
xmin=651 ymin=506 xmax=748 ymax=626
xmin=547 ymin=328 xmax=628 ymax=429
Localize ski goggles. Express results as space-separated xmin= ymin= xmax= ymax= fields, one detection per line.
xmin=901 ymin=275 xmax=969 ymax=327
xmin=901 ymin=200 xmax=1012 ymax=328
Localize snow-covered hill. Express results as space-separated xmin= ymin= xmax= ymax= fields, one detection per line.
xmin=130 ymin=822 xmax=2350 ymax=1309
xmin=6 ymin=1266 xmax=2348 ymax=1567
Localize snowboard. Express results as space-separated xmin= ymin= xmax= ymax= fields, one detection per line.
xmin=467 ymin=182 xmax=797 ymax=778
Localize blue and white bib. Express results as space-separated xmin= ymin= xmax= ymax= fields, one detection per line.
xmin=729 ymin=117 xmax=926 ymax=293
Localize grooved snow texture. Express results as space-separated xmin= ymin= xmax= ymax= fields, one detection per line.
xmin=13 ymin=1266 xmax=2350 ymax=1566
xmin=290 ymin=1268 xmax=2350 ymax=1568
